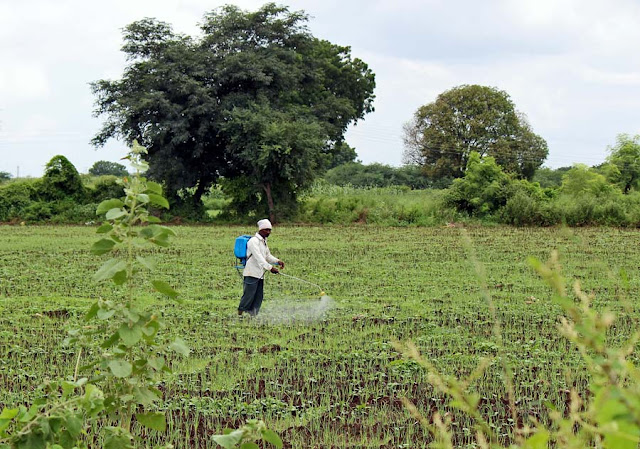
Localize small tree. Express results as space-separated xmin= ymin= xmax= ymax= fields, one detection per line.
xmin=606 ymin=134 xmax=640 ymax=194
xmin=40 ymin=155 xmax=86 ymax=201
xmin=88 ymin=160 xmax=128 ymax=177
xmin=0 ymin=171 xmax=11 ymax=183
xmin=445 ymin=152 xmax=511 ymax=215
xmin=560 ymin=164 xmax=617 ymax=197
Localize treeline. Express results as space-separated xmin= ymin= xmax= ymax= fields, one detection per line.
xmin=0 ymin=156 xmax=124 ymax=223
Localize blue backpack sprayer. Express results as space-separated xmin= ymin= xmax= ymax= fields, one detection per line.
xmin=234 ymin=235 xmax=326 ymax=296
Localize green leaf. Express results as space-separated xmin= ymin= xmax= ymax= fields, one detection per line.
xmin=91 ymin=238 xmax=116 ymax=255
xmin=136 ymin=193 xmax=150 ymax=204
xmin=64 ymin=415 xmax=82 ymax=438
xmin=96 ymin=223 xmax=113 ymax=234
xmin=212 ymin=429 xmax=245 ymax=449
xmin=136 ymin=256 xmax=156 ymax=271
xmin=151 ymin=280 xmax=178 ymax=299
xmin=145 ymin=181 xmax=162 ymax=195
xmin=107 ymin=360 xmax=132 ymax=378
xmin=241 ymin=443 xmax=259 ymax=449
xmin=112 ymin=270 xmax=128 ymax=285
xmin=118 ymin=323 xmax=142 ymax=347
xmin=85 ymin=302 xmax=100 ymax=321
xmin=133 ymin=387 xmax=161 ymax=406
xmin=103 ymin=426 xmax=134 ymax=449
xmin=106 ymin=208 xmax=127 ymax=220
xmin=97 ymin=199 xmax=124 ymax=216
xmin=523 ymin=430 xmax=549 ymax=449
xmin=135 ymin=412 xmax=166 ymax=432
xmin=261 ymin=429 xmax=283 ymax=448
xmin=147 ymin=356 xmax=165 ymax=371
xmin=145 ymin=216 xmax=162 ymax=224
xmin=0 ymin=408 xmax=19 ymax=420
xmin=148 ymin=194 xmax=169 ymax=209
xmin=101 ymin=332 xmax=120 ymax=348
xmin=93 ymin=259 xmax=127 ymax=282
xmin=169 ymin=337 xmax=190 ymax=357
xmin=97 ymin=308 xmax=116 ymax=320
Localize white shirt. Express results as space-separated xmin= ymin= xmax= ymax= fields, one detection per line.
xmin=243 ymin=232 xmax=280 ymax=278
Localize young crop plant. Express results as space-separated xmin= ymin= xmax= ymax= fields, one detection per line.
xmin=396 ymin=250 xmax=640 ymax=449
xmin=0 ymin=141 xmax=186 ymax=449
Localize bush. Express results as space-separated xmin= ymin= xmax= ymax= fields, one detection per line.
xmin=445 ymin=152 xmax=511 ymax=216
xmin=0 ymin=179 xmax=40 ymax=222
xmin=88 ymin=176 xmax=125 ymax=202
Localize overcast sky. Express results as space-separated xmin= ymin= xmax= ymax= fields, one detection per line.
xmin=2 ymin=0 xmax=639 ymax=177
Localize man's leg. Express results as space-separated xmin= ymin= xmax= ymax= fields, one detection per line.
xmin=238 ymin=276 xmax=260 ymax=314
xmin=250 ymin=278 xmax=265 ymax=316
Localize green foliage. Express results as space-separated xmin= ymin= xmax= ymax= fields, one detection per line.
xmin=40 ymin=155 xmax=86 ymax=202
xmin=0 ymin=171 xmax=11 ymax=183
xmin=88 ymin=176 xmax=126 ymax=203
xmin=298 ymin=182 xmax=457 ymax=225
xmin=403 ymin=84 xmax=548 ymax=180
xmin=606 ymin=134 xmax=640 ymax=194
xmin=212 ymin=420 xmax=282 ymax=449
xmin=445 ymin=152 xmax=511 ymax=216
xmin=324 ymin=162 xmax=435 ymax=189
xmin=531 ymin=166 xmax=571 ymax=188
xmin=220 ymin=102 xmax=327 ymax=221
xmin=91 ymin=3 xmax=375 ymax=217
xmin=88 ymin=161 xmax=129 ymax=177
xmin=560 ymin=164 xmax=618 ymax=198
xmin=0 ymin=179 xmax=40 ymax=222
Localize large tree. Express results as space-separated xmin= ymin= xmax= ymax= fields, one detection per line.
xmin=88 ymin=160 xmax=128 ymax=177
xmin=91 ymin=3 xmax=375 ymax=221
xmin=403 ymin=85 xmax=548 ymax=180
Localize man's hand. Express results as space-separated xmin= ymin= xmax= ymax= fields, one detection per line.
xmin=277 ymin=260 xmax=285 ymax=269
xmin=270 ymin=266 xmax=280 ymax=274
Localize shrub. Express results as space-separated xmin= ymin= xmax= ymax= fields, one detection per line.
xmin=40 ymin=155 xmax=86 ymax=202
xmin=0 ymin=179 xmax=40 ymax=222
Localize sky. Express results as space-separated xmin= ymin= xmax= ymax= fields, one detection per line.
xmin=1 ymin=0 xmax=640 ymax=177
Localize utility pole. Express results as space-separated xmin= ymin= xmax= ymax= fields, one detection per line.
xmin=17 ymin=166 xmax=19 ymax=178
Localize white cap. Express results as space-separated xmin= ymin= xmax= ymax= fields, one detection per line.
xmin=257 ymin=219 xmax=272 ymax=230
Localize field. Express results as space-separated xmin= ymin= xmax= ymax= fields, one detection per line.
xmin=1 ymin=225 xmax=640 ymax=448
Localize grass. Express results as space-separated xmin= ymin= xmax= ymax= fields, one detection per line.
xmin=1 ymin=224 xmax=640 ymax=448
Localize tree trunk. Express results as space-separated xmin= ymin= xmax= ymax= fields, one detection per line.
xmin=263 ymin=182 xmax=276 ymax=223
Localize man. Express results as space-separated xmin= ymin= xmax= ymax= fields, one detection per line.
xmin=238 ymin=219 xmax=285 ymax=316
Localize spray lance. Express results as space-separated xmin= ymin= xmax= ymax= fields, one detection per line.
xmin=274 ymin=270 xmax=326 ymax=297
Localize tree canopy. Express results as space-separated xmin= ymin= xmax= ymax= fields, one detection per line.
xmin=91 ymin=3 xmax=375 ymax=221
xmin=605 ymin=134 xmax=640 ymax=194
xmin=403 ymin=85 xmax=548 ymax=180
xmin=88 ymin=160 xmax=128 ymax=177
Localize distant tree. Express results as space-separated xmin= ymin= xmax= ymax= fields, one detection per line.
xmin=88 ymin=160 xmax=128 ymax=177
xmin=403 ymin=85 xmax=548 ymax=180
xmin=532 ymin=166 xmax=571 ymax=188
xmin=40 ymin=155 xmax=86 ymax=201
xmin=560 ymin=164 xmax=616 ymax=197
xmin=326 ymin=142 xmax=358 ymax=169
xmin=91 ymin=4 xmax=375 ymax=221
xmin=605 ymin=134 xmax=640 ymax=194
xmin=0 ymin=171 xmax=11 ymax=183
xmin=324 ymin=162 xmax=432 ymax=189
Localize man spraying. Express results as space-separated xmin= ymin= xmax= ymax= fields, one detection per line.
xmin=238 ymin=219 xmax=285 ymax=316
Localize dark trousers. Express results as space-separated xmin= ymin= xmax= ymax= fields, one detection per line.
xmin=238 ymin=276 xmax=264 ymax=315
